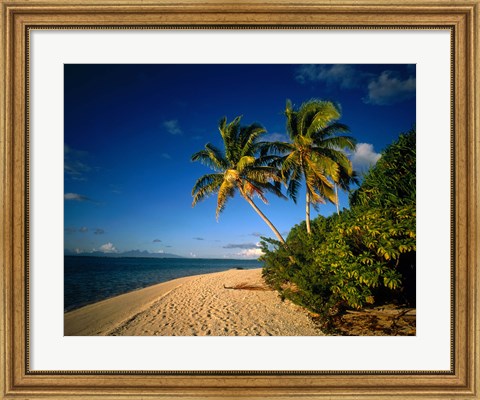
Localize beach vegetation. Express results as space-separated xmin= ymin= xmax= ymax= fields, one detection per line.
xmin=191 ymin=116 xmax=288 ymax=244
xmin=260 ymin=128 xmax=416 ymax=324
xmin=260 ymin=99 xmax=356 ymax=234
xmin=349 ymin=127 xmax=416 ymax=208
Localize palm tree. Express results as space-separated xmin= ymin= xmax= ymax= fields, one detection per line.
xmin=191 ymin=116 xmax=287 ymax=244
xmin=262 ymin=99 xmax=356 ymax=234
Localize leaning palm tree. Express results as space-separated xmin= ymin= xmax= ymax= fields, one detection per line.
xmin=262 ymin=99 xmax=356 ymax=234
xmin=191 ymin=116 xmax=287 ymax=244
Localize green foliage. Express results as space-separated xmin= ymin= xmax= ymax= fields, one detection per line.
xmin=350 ymin=128 xmax=416 ymax=208
xmin=261 ymin=128 xmax=416 ymax=320
xmin=260 ymin=99 xmax=356 ymax=231
xmin=191 ymin=115 xmax=288 ymax=244
xmin=191 ymin=116 xmax=285 ymax=219
xmin=262 ymin=205 xmax=416 ymax=314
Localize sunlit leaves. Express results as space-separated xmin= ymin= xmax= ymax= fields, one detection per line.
xmin=261 ymin=129 xmax=416 ymax=317
xmin=216 ymin=180 xmax=235 ymax=219
xmin=191 ymin=173 xmax=224 ymax=206
xmin=278 ymin=99 xmax=356 ymax=230
xmin=191 ymin=116 xmax=285 ymax=233
xmin=350 ymin=128 xmax=415 ymax=208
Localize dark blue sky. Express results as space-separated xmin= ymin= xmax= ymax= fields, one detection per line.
xmin=64 ymin=64 xmax=415 ymax=258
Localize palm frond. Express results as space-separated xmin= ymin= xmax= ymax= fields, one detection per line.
xmin=337 ymin=169 xmax=360 ymax=191
xmin=220 ymin=116 xmax=242 ymax=162
xmin=243 ymin=181 xmax=268 ymax=204
xmin=316 ymin=135 xmax=356 ymax=151
xmin=305 ymin=175 xmax=324 ymax=204
xmin=245 ymin=166 xmax=282 ymax=184
xmin=254 ymin=154 xmax=284 ymax=167
xmin=262 ymin=154 xmax=288 ymax=170
xmin=264 ymin=181 xmax=287 ymax=199
xmin=280 ymin=151 xmax=301 ymax=180
xmin=295 ymin=135 xmax=314 ymax=148
xmin=298 ymin=100 xmax=340 ymax=138
xmin=286 ymin=176 xmax=301 ymax=203
xmin=311 ymin=122 xmax=351 ymax=141
xmin=216 ymin=180 xmax=235 ymax=219
xmin=257 ymin=141 xmax=293 ymax=156
xmin=218 ymin=116 xmax=227 ymax=133
xmin=239 ymin=123 xmax=266 ymax=156
xmin=250 ymin=180 xmax=287 ymax=200
xmin=285 ymin=99 xmax=298 ymax=140
xmin=313 ymin=147 xmax=353 ymax=176
xmin=191 ymin=143 xmax=228 ymax=171
xmin=313 ymin=178 xmax=336 ymax=204
xmin=192 ymin=174 xmax=224 ymax=206
xmin=236 ymin=155 xmax=256 ymax=173
xmin=304 ymin=103 xmax=341 ymax=138
xmin=305 ymin=156 xmax=339 ymax=187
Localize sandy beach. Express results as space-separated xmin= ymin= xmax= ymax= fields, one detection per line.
xmin=64 ymin=268 xmax=323 ymax=336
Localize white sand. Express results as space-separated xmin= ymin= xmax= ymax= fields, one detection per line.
xmin=65 ymin=268 xmax=323 ymax=336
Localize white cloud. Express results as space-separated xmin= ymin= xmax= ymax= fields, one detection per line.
xmin=295 ymin=64 xmax=369 ymax=88
xmin=295 ymin=65 xmax=415 ymax=107
xmin=161 ymin=153 xmax=171 ymax=159
xmin=224 ymin=242 xmax=264 ymax=258
xmin=64 ymin=192 xmax=90 ymax=201
xmin=350 ymin=143 xmax=381 ymax=173
xmin=99 ymin=242 xmax=117 ymax=253
xmin=163 ymin=119 xmax=182 ymax=135
xmin=364 ymin=71 xmax=416 ymax=105
xmin=238 ymin=248 xmax=264 ymax=258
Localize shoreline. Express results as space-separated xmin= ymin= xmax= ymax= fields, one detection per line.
xmin=64 ymin=268 xmax=323 ymax=336
xmin=64 ymin=274 xmax=196 ymax=335
xmin=64 ymin=257 xmax=262 ymax=313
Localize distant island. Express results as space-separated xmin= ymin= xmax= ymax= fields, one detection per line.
xmin=64 ymin=249 xmax=183 ymax=258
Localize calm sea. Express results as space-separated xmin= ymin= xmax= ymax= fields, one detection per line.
xmin=64 ymin=256 xmax=262 ymax=312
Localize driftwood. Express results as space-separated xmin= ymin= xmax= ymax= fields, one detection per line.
xmin=223 ymin=282 xmax=271 ymax=291
xmin=345 ymin=308 xmax=416 ymax=318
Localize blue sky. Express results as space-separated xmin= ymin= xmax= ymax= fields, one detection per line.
xmin=64 ymin=64 xmax=416 ymax=259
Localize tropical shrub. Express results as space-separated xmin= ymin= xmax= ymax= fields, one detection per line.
xmin=262 ymin=205 xmax=415 ymax=313
xmin=349 ymin=128 xmax=415 ymax=208
xmin=261 ymin=128 xmax=416 ymax=320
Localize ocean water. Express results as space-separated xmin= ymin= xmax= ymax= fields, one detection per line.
xmin=64 ymin=256 xmax=262 ymax=312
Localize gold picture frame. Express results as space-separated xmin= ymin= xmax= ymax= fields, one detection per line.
xmin=1 ymin=0 xmax=478 ymax=398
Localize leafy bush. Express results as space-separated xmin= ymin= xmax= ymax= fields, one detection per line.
xmin=260 ymin=128 xmax=416 ymax=320
xmin=262 ymin=205 xmax=415 ymax=313
xmin=349 ymin=128 xmax=415 ymax=208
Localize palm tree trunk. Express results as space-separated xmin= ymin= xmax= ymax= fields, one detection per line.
xmin=335 ymin=184 xmax=340 ymax=215
xmin=240 ymin=192 xmax=286 ymax=244
xmin=305 ymin=191 xmax=312 ymax=234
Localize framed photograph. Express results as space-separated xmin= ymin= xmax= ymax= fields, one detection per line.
xmin=1 ymin=0 xmax=478 ymax=398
